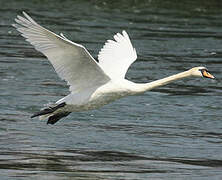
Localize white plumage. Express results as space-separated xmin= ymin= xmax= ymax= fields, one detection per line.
xmin=13 ymin=12 xmax=214 ymax=124
xmin=98 ymin=31 xmax=137 ymax=79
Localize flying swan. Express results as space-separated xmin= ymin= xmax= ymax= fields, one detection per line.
xmin=13 ymin=12 xmax=215 ymax=125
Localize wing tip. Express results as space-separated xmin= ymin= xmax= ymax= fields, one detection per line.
xmin=122 ymin=30 xmax=130 ymax=40
xmin=21 ymin=11 xmax=38 ymax=25
xmin=122 ymin=30 xmax=127 ymax=35
xmin=22 ymin=11 xmax=30 ymax=19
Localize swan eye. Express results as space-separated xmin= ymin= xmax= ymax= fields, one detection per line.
xmin=200 ymin=69 xmax=215 ymax=79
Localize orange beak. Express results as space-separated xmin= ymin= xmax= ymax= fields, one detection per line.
xmin=202 ymin=70 xmax=215 ymax=79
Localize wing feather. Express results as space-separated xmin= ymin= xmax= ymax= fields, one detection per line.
xmin=98 ymin=30 xmax=137 ymax=79
xmin=13 ymin=12 xmax=110 ymax=93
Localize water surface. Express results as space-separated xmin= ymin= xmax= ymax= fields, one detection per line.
xmin=0 ymin=0 xmax=222 ymax=179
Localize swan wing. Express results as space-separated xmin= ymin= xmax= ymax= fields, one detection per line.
xmin=13 ymin=12 xmax=110 ymax=93
xmin=98 ymin=30 xmax=137 ymax=79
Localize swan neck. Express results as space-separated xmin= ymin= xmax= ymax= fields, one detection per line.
xmin=136 ymin=70 xmax=191 ymax=93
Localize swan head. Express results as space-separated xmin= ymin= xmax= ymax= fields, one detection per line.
xmin=190 ymin=67 xmax=215 ymax=79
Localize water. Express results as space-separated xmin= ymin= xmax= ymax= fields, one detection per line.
xmin=0 ymin=0 xmax=222 ymax=179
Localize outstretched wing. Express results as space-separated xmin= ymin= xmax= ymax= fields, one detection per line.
xmin=13 ymin=12 xmax=110 ymax=93
xmin=98 ymin=31 xmax=137 ymax=79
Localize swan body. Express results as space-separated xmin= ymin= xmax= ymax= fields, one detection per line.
xmin=13 ymin=12 xmax=215 ymax=124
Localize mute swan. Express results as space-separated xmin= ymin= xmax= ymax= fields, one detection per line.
xmin=13 ymin=12 xmax=215 ymax=125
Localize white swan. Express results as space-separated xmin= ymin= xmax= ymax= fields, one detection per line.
xmin=13 ymin=12 xmax=215 ymax=124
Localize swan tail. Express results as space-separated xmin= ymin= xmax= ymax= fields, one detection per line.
xmin=31 ymin=102 xmax=71 ymax=124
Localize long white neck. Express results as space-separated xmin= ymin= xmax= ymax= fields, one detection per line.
xmin=133 ymin=69 xmax=193 ymax=94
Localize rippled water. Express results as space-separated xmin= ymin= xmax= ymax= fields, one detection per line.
xmin=1 ymin=0 xmax=222 ymax=179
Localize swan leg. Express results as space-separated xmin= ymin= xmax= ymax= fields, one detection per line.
xmin=31 ymin=102 xmax=66 ymax=118
xmin=31 ymin=102 xmax=71 ymax=124
xmin=47 ymin=112 xmax=71 ymax=125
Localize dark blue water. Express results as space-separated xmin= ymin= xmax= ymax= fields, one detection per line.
xmin=0 ymin=0 xmax=222 ymax=179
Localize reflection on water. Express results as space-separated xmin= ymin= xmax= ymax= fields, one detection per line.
xmin=0 ymin=0 xmax=222 ymax=179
